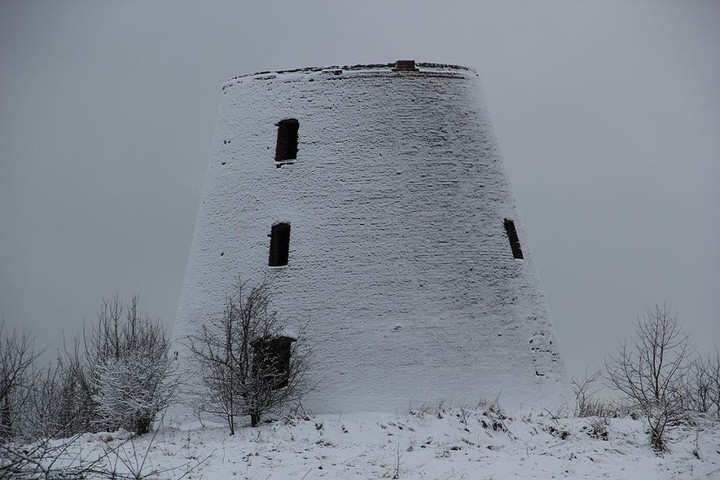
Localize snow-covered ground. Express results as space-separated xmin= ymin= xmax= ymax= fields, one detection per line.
xmin=18 ymin=406 xmax=720 ymax=479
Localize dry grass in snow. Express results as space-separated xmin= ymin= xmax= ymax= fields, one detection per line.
xmin=4 ymin=406 xmax=720 ymax=479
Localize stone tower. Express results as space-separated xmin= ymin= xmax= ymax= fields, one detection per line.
xmin=173 ymin=61 xmax=567 ymax=415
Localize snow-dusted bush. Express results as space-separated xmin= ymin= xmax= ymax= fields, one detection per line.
xmin=188 ymin=280 xmax=310 ymax=433
xmin=1 ymin=297 xmax=175 ymax=441
xmin=93 ymin=351 xmax=175 ymax=435
xmin=89 ymin=295 xmax=175 ymax=434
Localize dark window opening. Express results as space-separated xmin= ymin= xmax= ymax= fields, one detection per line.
xmin=252 ymin=336 xmax=296 ymax=389
xmin=268 ymin=223 xmax=291 ymax=266
xmin=275 ymin=118 xmax=299 ymax=164
xmin=504 ymin=219 xmax=524 ymax=259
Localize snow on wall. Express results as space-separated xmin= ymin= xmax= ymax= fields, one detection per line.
xmin=172 ymin=62 xmax=568 ymax=416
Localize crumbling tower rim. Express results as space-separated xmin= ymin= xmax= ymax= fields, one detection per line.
xmin=222 ymin=60 xmax=478 ymax=91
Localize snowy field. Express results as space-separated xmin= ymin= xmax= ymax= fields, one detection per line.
xmin=11 ymin=406 xmax=720 ymax=479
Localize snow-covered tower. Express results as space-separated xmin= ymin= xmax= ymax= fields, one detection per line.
xmin=173 ymin=61 xmax=567 ymax=414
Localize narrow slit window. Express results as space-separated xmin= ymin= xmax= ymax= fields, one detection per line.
xmin=275 ymin=118 xmax=299 ymax=163
xmin=504 ymin=219 xmax=524 ymax=259
xmin=268 ymin=223 xmax=291 ymax=266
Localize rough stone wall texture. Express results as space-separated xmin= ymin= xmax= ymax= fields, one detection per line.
xmin=173 ymin=63 xmax=568 ymax=415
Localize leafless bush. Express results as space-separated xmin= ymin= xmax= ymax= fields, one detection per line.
xmin=571 ymin=370 xmax=606 ymax=417
xmin=94 ymin=351 xmax=175 ymax=436
xmin=707 ymin=350 xmax=720 ymax=419
xmin=2 ymin=295 xmax=175 ymax=444
xmin=0 ymin=323 xmax=39 ymax=442
xmin=24 ymin=296 xmax=174 ymax=439
xmin=685 ymin=349 xmax=720 ymax=419
xmin=89 ymin=295 xmax=176 ymax=434
xmin=570 ymin=371 xmax=635 ymax=418
xmin=48 ymin=339 xmax=98 ymax=439
xmin=605 ymin=304 xmax=691 ymax=451
xmin=18 ymin=351 xmax=90 ymax=441
xmin=188 ymin=280 xmax=310 ymax=433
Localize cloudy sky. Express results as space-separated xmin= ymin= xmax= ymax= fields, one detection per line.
xmin=1 ymin=0 xmax=718 ymax=380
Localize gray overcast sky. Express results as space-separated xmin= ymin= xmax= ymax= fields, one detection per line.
xmin=1 ymin=0 xmax=718 ymax=380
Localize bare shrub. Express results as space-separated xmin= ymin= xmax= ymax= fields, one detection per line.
xmin=17 ymin=298 xmax=158 ymax=440
xmin=570 ymin=371 xmax=635 ymax=418
xmin=0 ymin=323 xmax=39 ymax=442
xmin=90 ymin=296 xmax=175 ymax=434
xmin=2 ymin=295 xmax=175 ymax=443
xmin=707 ymin=350 xmax=720 ymax=419
xmin=685 ymin=349 xmax=720 ymax=419
xmin=188 ymin=280 xmax=310 ymax=433
xmin=94 ymin=351 xmax=175 ymax=436
xmin=24 ymin=295 xmax=175 ymax=438
xmin=19 ymin=353 xmax=88 ymax=440
xmin=605 ymin=304 xmax=691 ymax=451
xmin=571 ymin=370 xmax=606 ymax=417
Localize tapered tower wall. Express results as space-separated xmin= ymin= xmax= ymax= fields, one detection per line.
xmin=173 ymin=62 xmax=567 ymax=415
